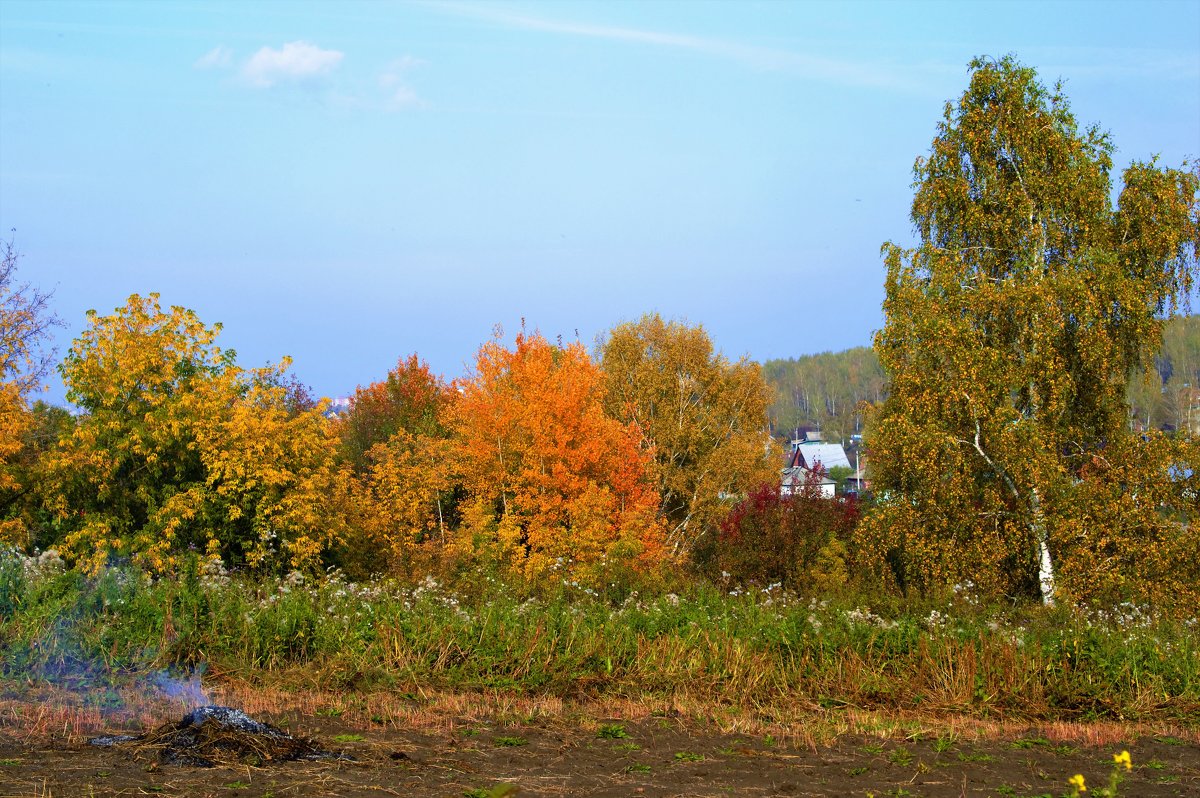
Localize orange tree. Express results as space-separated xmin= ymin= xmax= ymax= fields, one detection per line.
xmin=861 ymin=56 xmax=1200 ymax=609
xmin=44 ymin=294 xmax=348 ymax=573
xmin=0 ymin=240 xmax=62 ymax=544
xmin=338 ymin=354 xmax=449 ymax=472
xmin=448 ymin=330 xmax=665 ymax=584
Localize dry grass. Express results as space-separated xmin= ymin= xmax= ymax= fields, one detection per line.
xmin=3 ymin=677 xmax=1194 ymax=753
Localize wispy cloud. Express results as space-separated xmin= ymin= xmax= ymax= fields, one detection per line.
xmin=378 ymin=55 xmax=426 ymax=110
xmin=194 ymin=45 xmax=233 ymax=70
xmin=241 ymin=41 xmax=344 ymax=88
xmin=433 ymin=2 xmax=927 ymax=91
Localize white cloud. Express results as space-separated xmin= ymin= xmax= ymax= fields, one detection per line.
xmin=378 ymin=56 xmax=426 ymax=110
xmin=194 ymin=45 xmax=233 ymax=70
xmin=241 ymin=41 xmax=344 ymax=88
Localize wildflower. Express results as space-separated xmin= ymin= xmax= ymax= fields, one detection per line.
xmin=1113 ymin=750 xmax=1131 ymax=771
xmin=1068 ymin=773 xmax=1086 ymax=793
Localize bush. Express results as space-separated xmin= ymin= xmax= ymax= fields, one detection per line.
xmin=713 ymin=478 xmax=860 ymax=591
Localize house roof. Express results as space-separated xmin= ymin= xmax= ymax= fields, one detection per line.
xmin=794 ymin=443 xmax=851 ymax=472
xmin=781 ymin=466 xmax=835 ymax=487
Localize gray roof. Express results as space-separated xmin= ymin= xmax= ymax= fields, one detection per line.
xmin=796 ymin=443 xmax=851 ymax=472
xmin=781 ymin=466 xmax=835 ymax=487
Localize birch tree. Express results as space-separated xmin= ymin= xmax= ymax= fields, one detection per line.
xmin=860 ymin=56 xmax=1199 ymax=603
xmin=600 ymin=314 xmax=778 ymax=556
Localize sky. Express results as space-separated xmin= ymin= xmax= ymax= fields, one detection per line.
xmin=2 ymin=0 xmax=1198 ymax=403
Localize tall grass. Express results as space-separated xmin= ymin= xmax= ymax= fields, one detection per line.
xmin=1 ymin=549 xmax=1196 ymax=721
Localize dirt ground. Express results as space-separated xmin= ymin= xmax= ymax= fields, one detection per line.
xmin=2 ymin=711 xmax=1198 ymax=798
xmin=0 ymin=682 xmax=1197 ymax=798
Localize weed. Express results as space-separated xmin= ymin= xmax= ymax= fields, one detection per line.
xmin=957 ymin=751 xmax=994 ymax=763
xmin=224 ymin=782 xmax=251 ymax=790
xmin=0 ymin=759 xmax=21 ymax=766
xmin=932 ymin=734 xmax=956 ymax=754
xmin=861 ymin=743 xmax=884 ymax=755
xmin=848 ymin=766 xmax=869 ymax=776
xmin=624 ymin=763 xmax=652 ymax=773
xmin=493 ymin=736 xmax=528 ymax=747
xmin=3 ymin=552 xmax=1198 ymax=728
xmin=463 ymin=787 xmax=518 ymax=798
xmin=888 ymin=747 xmax=913 ymax=766
xmin=332 ymin=734 xmax=364 ymax=743
xmin=613 ymin=742 xmax=641 ymax=752
xmin=597 ymin=723 xmax=629 ymax=739
xmin=674 ymin=751 xmax=705 ymax=762
xmin=762 ymin=733 xmax=777 ymax=748
xmin=1143 ymin=758 xmax=1165 ymax=770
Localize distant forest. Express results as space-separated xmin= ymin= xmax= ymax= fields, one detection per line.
xmin=763 ymin=314 xmax=1200 ymax=442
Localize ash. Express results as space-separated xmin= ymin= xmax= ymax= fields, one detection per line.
xmin=88 ymin=705 xmax=352 ymax=767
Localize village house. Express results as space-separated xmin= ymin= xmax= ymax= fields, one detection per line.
xmin=780 ymin=431 xmax=863 ymax=498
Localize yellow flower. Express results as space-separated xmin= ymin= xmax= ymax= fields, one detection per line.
xmin=1113 ymin=750 xmax=1132 ymax=771
xmin=1069 ymin=773 xmax=1087 ymax=793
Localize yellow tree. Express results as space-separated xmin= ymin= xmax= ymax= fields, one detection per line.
xmin=328 ymin=355 xmax=458 ymax=576
xmin=450 ymin=331 xmax=664 ymax=583
xmin=46 ymin=294 xmax=347 ymax=572
xmin=861 ymin=56 xmax=1200 ymax=606
xmin=600 ymin=314 xmax=777 ymax=557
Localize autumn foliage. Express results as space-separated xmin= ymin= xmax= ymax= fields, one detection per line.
xmin=44 ymin=294 xmax=348 ymax=573
xmin=714 ymin=475 xmax=859 ymax=592
xmin=448 ymin=331 xmax=665 ymax=583
xmin=0 ymin=240 xmax=61 ymax=543
xmin=862 ymin=56 xmax=1200 ymax=612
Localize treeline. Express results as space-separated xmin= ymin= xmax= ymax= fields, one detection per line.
xmin=762 ymin=346 xmax=884 ymax=442
xmin=2 ymin=56 xmax=1198 ymax=620
xmin=763 ymin=315 xmax=1200 ymax=441
xmin=1128 ymin=314 xmax=1200 ymax=433
xmin=0 ymin=281 xmax=783 ymax=587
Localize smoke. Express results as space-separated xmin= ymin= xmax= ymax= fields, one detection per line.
xmin=150 ymin=666 xmax=210 ymax=708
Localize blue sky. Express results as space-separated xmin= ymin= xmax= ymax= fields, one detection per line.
xmin=2 ymin=0 xmax=1198 ymax=402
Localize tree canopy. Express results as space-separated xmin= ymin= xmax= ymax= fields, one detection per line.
xmin=45 ymin=294 xmax=348 ymax=572
xmin=600 ymin=314 xmax=777 ymax=556
xmin=860 ymin=56 xmax=1200 ymax=608
xmin=0 ymin=239 xmax=62 ymax=543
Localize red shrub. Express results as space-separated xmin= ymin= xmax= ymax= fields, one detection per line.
xmin=715 ymin=474 xmax=860 ymax=590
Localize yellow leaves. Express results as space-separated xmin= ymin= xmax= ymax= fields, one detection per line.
xmin=47 ymin=295 xmax=347 ymax=574
xmin=600 ymin=314 xmax=775 ymax=555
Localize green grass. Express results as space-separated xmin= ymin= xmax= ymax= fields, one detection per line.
xmin=2 ymin=550 xmax=1198 ymax=724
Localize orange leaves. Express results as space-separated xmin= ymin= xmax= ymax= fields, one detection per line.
xmin=449 ymin=331 xmax=663 ymax=582
xmin=339 ymin=354 xmax=448 ymax=472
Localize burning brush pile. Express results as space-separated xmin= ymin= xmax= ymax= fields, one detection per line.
xmin=89 ymin=705 xmax=352 ymax=767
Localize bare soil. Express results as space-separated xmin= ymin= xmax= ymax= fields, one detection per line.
xmin=0 ymin=687 xmax=1197 ymax=797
